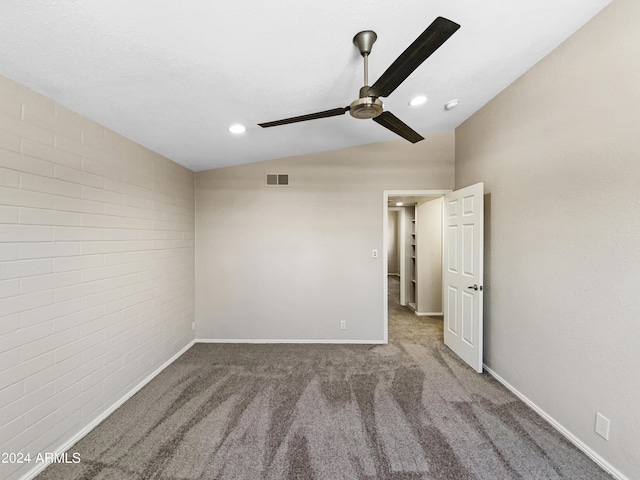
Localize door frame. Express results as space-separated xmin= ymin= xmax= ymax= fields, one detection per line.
xmin=382 ymin=189 xmax=451 ymax=343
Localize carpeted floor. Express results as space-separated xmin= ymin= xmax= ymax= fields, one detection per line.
xmin=37 ymin=277 xmax=611 ymax=479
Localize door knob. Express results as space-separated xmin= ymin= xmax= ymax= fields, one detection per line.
xmin=467 ymin=284 xmax=480 ymax=291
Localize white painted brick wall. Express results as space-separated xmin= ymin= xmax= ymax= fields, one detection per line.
xmin=0 ymin=74 xmax=195 ymax=480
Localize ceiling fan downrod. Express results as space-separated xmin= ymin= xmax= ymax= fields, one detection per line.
xmin=364 ymin=52 xmax=369 ymax=86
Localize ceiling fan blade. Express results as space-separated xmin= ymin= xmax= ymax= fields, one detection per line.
xmin=373 ymin=111 xmax=424 ymax=143
xmin=259 ymin=107 xmax=349 ymax=128
xmin=370 ymin=17 xmax=460 ymax=98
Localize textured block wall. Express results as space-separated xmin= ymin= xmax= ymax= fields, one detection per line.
xmin=0 ymin=75 xmax=195 ymax=480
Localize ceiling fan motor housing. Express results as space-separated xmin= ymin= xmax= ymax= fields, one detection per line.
xmin=349 ymin=96 xmax=383 ymax=119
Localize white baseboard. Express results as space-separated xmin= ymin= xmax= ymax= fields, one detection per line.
xmin=20 ymin=340 xmax=196 ymax=480
xmin=414 ymin=311 xmax=443 ymax=316
xmin=196 ymin=338 xmax=385 ymax=344
xmin=483 ymin=364 xmax=629 ymax=480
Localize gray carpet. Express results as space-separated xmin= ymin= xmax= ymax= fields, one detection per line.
xmin=37 ymin=277 xmax=610 ymax=479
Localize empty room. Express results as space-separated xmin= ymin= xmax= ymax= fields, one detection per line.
xmin=1 ymin=0 xmax=638 ymax=479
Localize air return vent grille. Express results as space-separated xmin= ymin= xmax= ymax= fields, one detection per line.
xmin=266 ymin=174 xmax=289 ymax=186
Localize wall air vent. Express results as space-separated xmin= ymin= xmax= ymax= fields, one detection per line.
xmin=266 ymin=174 xmax=289 ymax=186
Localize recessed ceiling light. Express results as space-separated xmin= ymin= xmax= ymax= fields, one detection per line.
xmin=445 ymin=99 xmax=459 ymax=110
xmin=409 ymin=95 xmax=428 ymax=107
xmin=396 ymin=202 xmax=404 ymax=206
xmin=228 ymin=124 xmax=246 ymax=134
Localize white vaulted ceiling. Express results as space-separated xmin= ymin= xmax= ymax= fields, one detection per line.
xmin=0 ymin=0 xmax=611 ymax=171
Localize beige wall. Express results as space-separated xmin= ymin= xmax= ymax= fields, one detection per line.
xmin=0 ymin=75 xmax=195 ymax=480
xmin=455 ymin=0 xmax=640 ymax=477
xmin=195 ymin=133 xmax=454 ymax=341
xmin=415 ymin=197 xmax=442 ymax=315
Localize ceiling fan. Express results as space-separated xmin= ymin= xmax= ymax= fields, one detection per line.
xmin=258 ymin=17 xmax=460 ymax=143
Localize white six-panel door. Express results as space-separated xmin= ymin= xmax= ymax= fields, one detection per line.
xmin=443 ymin=183 xmax=484 ymax=373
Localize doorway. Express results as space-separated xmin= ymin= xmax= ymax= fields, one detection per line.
xmin=382 ymin=190 xmax=450 ymax=342
xmin=384 ymin=185 xmax=485 ymax=372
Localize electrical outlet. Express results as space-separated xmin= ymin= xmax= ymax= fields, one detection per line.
xmin=340 ymin=320 xmax=347 ymax=330
xmin=372 ymin=249 xmax=378 ymax=258
xmin=191 ymin=322 xmax=195 ymax=331
xmin=595 ymin=412 xmax=610 ymax=440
